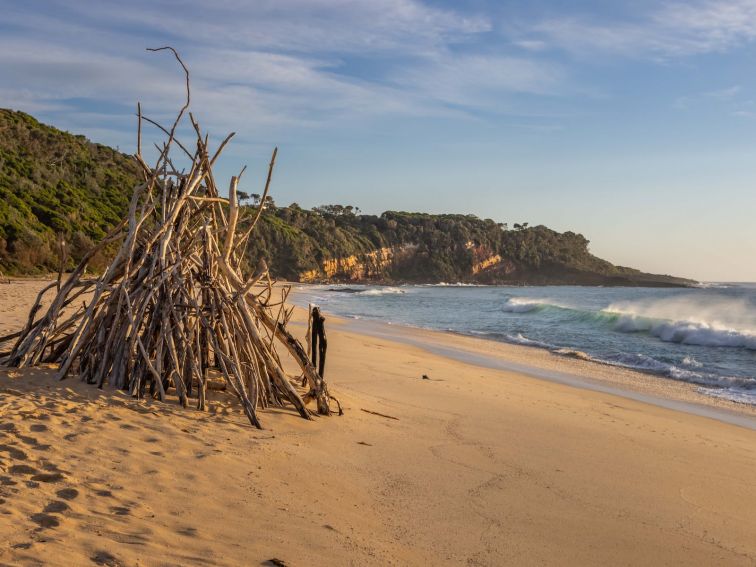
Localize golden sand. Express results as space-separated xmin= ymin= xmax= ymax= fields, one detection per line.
xmin=1 ymin=280 xmax=755 ymax=565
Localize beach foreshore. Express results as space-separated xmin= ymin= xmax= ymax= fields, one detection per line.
xmin=1 ymin=280 xmax=756 ymax=566
xmin=330 ymin=312 xmax=756 ymax=428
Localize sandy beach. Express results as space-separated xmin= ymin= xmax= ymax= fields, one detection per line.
xmin=1 ymin=279 xmax=756 ymax=566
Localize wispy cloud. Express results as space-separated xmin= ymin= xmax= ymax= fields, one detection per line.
xmin=395 ymin=54 xmax=564 ymax=108
xmin=523 ymin=0 xmax=756 ymax=59
xmin=63 ymin=0 xmax=492 ymax=56
xmin=0 ymin=0 xmax=571 ymax=151
xmin=5 ymin=0 xmax=754 ymax=158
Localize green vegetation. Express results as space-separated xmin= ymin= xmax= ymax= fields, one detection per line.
xmin=0 ymin=108 xmax=693 ymax=286
xmin=0 ymin=109 xmax=139 ymax=273
xmin=246 ymin=206 xmax=694 ymax=286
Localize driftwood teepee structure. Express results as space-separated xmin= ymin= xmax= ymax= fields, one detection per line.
xmin=0 ymin=47 xmax=334 ymax=428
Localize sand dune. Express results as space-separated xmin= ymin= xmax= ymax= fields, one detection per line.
xmin=1 ymin=280 xmax=756 ymax=566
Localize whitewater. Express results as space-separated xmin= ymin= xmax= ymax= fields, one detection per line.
xmin=295 ymin=283 xmax=756 ymax=405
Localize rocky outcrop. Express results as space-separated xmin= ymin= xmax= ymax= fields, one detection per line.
xmin=298 ymin=244 xmax=418 ymax=282
xmin=472 ymin=254 xmax=502 ymax=274
xmin=300 ymin=242 xmax=513 ymax=283
xmin=468 ymin=243 xmax=503 ymax=275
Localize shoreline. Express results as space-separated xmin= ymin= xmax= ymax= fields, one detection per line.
xmin=341 ymin=316 xmax=756 ymax=430
xmin=290 ymin=286 xmax=756 ymax=429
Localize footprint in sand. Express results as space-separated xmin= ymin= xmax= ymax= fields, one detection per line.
xmin=44 ymin=500 xmax=70 ymax=514
xmin=56 ymin=488 xmax=79 ymax=500
xmin=8 ymin=464 xmax=38 ymax=475
xmin=91 ymin=550 xmax=124 ymax=566
xmin=30 ymin=472 xmax=65 ymax=483
xmin=1 ymin=475 xmax=18 ymax=486
xmin=12 ymin=433 xmax=52 ymax=452
xmin=10 ymin=542 xmax=31 ymax=550
xmin=104 ymin=530 xmax=150 ymax=545
xmin=0 ymin=444 xmax=28 ymax=460
xmin=30 ymin=512 xmax=60 ymax=528
xmin=15 ymin=433 xmax=41 ymax=446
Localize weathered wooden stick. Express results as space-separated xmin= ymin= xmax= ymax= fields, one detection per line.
xmin=2 ymin=46 xmax=338 ymax=429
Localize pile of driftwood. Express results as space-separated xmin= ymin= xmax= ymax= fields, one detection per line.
xmin=0 ymin=47 xmax=334 ymax=428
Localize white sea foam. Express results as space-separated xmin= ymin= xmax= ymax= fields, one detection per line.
xmin=698 ymin=387 xmax=756 ymax=404
xmin=694 ymin=282 xmax=733 ymax=289
xmin=504 ymin=332 xmax=553 ymax=349
xmin=429 ymin=282 xmax=486 ymax=287
xmin=594 ymin=352 xmax=671 ymax=374
xmin=358 ymin=287 xmax=405 ymax=296
xmin=681 ymin=356 xmax=703 ymax=368
xmin=604 ymin=294 xmax=756 ymax=350
xmin=466 ymin=329 xmax=553 ymax=349
xmin=501 ymin=297 xmax=550 ymax=313
xmin=554 ymin=349 xmax=756 ymax=392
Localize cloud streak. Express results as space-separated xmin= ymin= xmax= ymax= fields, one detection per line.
xmin=524 ymin=0 xmax=756 ymax=59
xmin=2 ymin=0 xmax=754 ymax=156
xmin=0 ymin=0 xmax=571 ymax=151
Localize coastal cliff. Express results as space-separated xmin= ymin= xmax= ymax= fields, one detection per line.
xmin=247 ymin=209 xmax=693 ymax=287
xmin=0 ymin=109 xmax=694 ymax=286
xmin=299 ymin=246 xmax=400 ymax=282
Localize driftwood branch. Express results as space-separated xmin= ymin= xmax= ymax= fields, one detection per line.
xmin=1 ymin=47 xmax=336 ymax=428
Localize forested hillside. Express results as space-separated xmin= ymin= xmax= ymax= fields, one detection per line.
xmin=246 ymin=206 xmax=693 ymax=286
xmin=0 ymin=109 xmax=693 ymax=286
xmin=0 ymin=109 xmax=138 ymax=273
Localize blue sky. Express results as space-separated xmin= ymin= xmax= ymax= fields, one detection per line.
xmin=2 ymin=0 xmax=756 ymax=281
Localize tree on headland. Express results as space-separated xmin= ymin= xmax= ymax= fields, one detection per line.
xmin=313 ymin=204 xmax=359 ymax=217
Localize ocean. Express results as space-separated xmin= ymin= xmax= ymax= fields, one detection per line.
xmin=293 ymin=283 xmax=756 ymax=406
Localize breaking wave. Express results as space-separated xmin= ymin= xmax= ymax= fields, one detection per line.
xmin=357 ymin=287 xmax=405 ymax=296
xmin=426 ymin=282 xmax=487 ymax=287
xmin=501 ymin=297 xmax=564 ymax=313
xmin=501 ymin=294 xmax=756 ymax=351
xmin=326 ymin=286 xmax=406 ymax=296
xmin=603 ymin=295 xmax=756 ymax=350
xmin=610 ymin=317 xmax=756 ymax=350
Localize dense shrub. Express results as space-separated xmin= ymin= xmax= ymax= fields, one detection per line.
xmin=0 ymin=109 xmax=138 ymax=274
